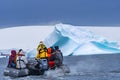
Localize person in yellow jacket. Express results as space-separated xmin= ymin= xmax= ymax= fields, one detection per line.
xmin=36 ymin=41 xmax=48 ymax=59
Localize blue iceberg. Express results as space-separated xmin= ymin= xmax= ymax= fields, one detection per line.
xmin=27 ymin=24 xmax=120 ymax=57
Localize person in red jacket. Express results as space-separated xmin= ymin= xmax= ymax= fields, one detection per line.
xmin=7 ymin=50 xmax=17 ymax=68
xmin=47 ymin=47 xmax=56 ymax=69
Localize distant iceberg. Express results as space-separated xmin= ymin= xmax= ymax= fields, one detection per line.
xmin=43 ymin=24 xmax=120 ymax=56
xmin=1 ymin=24 xmax=120 ymax=58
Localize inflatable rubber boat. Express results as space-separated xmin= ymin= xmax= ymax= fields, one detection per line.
xmin=4 ymin=58 xmax=48 ymax=77
xmin=4 ymin=58 xmax=70 ymax=77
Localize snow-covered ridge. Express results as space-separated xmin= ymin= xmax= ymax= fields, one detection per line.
xmin=0 ymin=25 xmax=54 ymax=50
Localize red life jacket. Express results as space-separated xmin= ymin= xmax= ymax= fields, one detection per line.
xmin=47 ymin=48 xmax=55 ymax=68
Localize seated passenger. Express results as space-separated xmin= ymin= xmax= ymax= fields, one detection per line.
xmin=16 ymin=49 xmax=28 ymax=69
xmin=36 ymin=41 xmax=48 ymax=59
xmin=54 ymin=46 xmax=63 ymax=67
xmin=47 ymin=47 xmax=56 ymax=69
xmin=7 ymin=50 xmax=17 ymax=68
xmin=35 ymin=41 xmax=49 ymax=70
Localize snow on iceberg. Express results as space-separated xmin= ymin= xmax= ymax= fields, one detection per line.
xmin=1 ymin=24 xmax=120 ymax=58
xmin=26 ymin=23 xmax=120 ymax=57
xmin=44 ymin=24 xmax=120 ymax=56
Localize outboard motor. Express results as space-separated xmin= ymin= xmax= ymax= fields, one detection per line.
xmin=27 ymin=58 xmax=48 ymax=75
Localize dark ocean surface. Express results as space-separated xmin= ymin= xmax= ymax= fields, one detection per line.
xmin=1 ymin=54 xmax=120 ymax=80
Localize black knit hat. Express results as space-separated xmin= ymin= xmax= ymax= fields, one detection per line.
xmin=55 ymin=46 xmax=59 ymax=50
xmin=19 ymin=49 xmax=23 ymax=52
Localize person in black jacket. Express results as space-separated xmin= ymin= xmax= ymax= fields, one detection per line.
xmin=54 ymin=46 xmax=63 ymax=67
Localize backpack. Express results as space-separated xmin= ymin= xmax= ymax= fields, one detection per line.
xmin=55 ymin=50 xmax=63 ymax=60
xmin=49 ymin=54 xmax=56 ymax=61
xmin=54 ymin=50 xmax=63 ymax=66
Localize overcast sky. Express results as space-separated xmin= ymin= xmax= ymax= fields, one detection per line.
xmin=0 ymin=0 xmax=120 ymax=28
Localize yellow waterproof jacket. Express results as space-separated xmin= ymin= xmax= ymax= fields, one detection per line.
xmin=36 ymin=44 xmax=48 ymax=59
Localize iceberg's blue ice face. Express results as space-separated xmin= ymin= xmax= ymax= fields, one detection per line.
xmin=44 ymin=24 xmax=120 ymax=56
xmin=26 ymin=24 xmax=120 ymax=57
